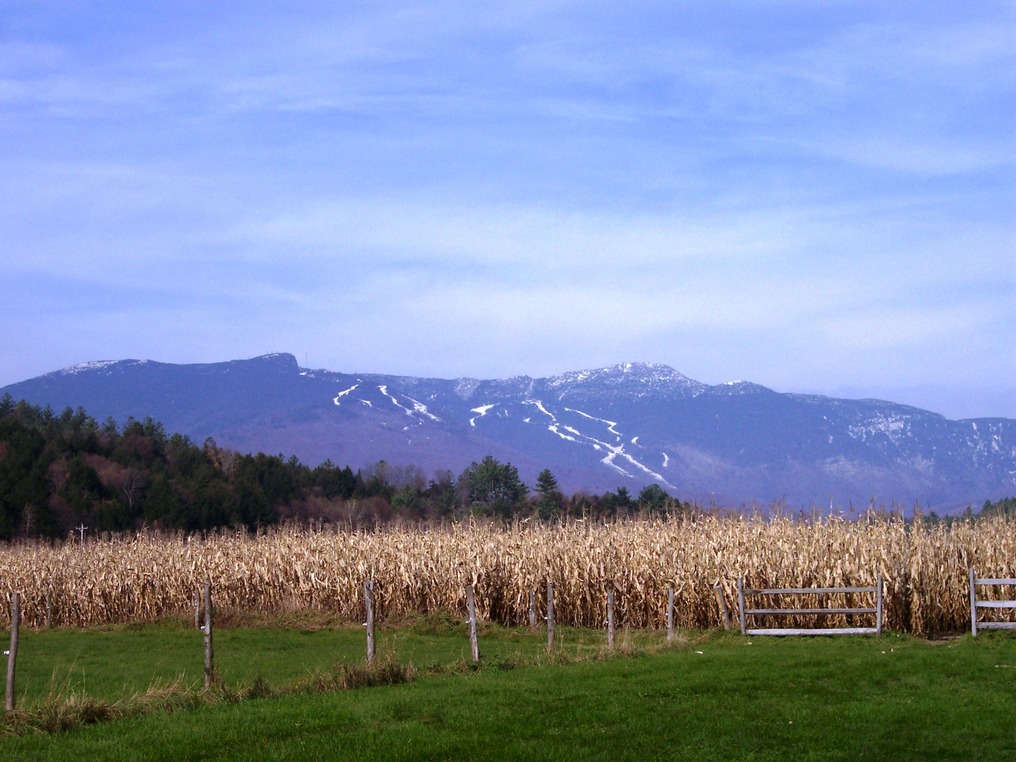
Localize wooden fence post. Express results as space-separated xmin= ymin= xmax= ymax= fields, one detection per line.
xmin=714 ymin=584 xmax=732 ymax=630
xmin=202 ymin=581 xmax=214 ymax=690
xmin=45 ymin=589 xmax=53 ymax=629
xmin=194 ymin=588 xmax=201 ymax=629
xmin=364 ymin=579 xmax=376 ymax=664
xmin=528 ymin=589 xmax=538 ymax=630
xmin=466 ymin=584 xmax=480 ymax=663
xmin=606 ymin=585 xmax=615 ymax=650
xmin=876 ymin=575 xmax=884 ymax=636
xmin=667 ymin=586 xmax=675 ymax=643
xmin=737 ymin=577 xmax=746 ymax=635
xmin=5 ymin=593 xmax=19 ymax=712
xmin=546 ymin=582 xmax=555 ymax=650
xmin=969 ymin=568 xmax=978 ymax=637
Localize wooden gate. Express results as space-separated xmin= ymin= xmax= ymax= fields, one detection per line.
xmin=968 ymin=569 xmax=1016 ymax=637
xmin=737 ymin=577 xmax=883 ymax=636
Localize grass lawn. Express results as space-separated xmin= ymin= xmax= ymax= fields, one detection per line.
xmin=2 ymin=621 xmax=1014 ymax=760
xmin=4 ymin=613 xmax=640 ymax=703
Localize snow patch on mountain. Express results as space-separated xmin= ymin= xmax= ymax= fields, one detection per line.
xmin=594 ymin=437 xmax=674 ymax=487
xmin=848 ymin=413 xmax=911 ymax=445
xmin=526 ymin=400 xmax=554 ymax=419
xmin=333 ymin=382 xmax=360 ymax=406
xmin=524 ymin=400 xmax=580 ymax=444
xmin=454 ymin=378 xmax=481 ymax=400
xmin=376 ymin=385 xmax=439 ymax=423
xmin=547 ymin=362 xmax=705 ymax=396
xmin=550 ymin=426 xmax=580 ymax=443
xmin=405 ymin=394 xmax=440 ymax=422
xmin=519 ymin=400 xmax=673 ymax=487
xmin=60 ymin=360 xmax=141 ymax=375
xmin=710 ymin=380 xmax=772 ymax=396
xmin=378 ymin=385 xmax=410 ymax=416
xmin=567 ymin=408 xmax=622 ymax=440
xmin=469 ymin=404 xmax=496 ymax=428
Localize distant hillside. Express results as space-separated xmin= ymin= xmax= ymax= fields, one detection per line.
xmin=4 ymin=353 xmax=1015 ymax=511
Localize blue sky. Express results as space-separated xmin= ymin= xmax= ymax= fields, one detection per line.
xmin=2 ymin=1 xmax=1014 ymax=419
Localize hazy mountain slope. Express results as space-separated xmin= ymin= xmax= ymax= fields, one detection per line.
xmin=4 ymin=353 xmax=1014 ymax=511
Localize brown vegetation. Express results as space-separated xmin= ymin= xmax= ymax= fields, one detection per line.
xmin=1 ymin=514 xmax=1013 ymax=636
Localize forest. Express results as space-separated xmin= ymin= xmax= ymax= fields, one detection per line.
xmin=0 ymin=396 xmax=687 ymax=539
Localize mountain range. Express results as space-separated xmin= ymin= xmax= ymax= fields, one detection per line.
xmin=3 ymin=353 xmax=1014 ymax=512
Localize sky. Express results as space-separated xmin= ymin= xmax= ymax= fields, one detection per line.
xmin=2 ymin=1 xmax=1014 ymax=419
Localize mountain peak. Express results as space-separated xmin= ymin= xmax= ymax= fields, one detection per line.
xmin=545 ymin=362 xmax=706 ymax=396
xmin=708 ymin=379 xmax=774 ymax=396
xmin=57 ymin=359 xmax=147 ymax=377
xmin=248 ymin=353 xmax=300 ymax=372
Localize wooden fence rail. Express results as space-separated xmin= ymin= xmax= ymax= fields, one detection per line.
xmin=737 ymin=577 xmax=883 ymax=636
xmin=968 ymin=569 xmax=1016 ymax=637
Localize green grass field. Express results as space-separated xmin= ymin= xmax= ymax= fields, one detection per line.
xmin=2 ymin=619 xmax=1014 ymax=760
xmin=4 ymin=614 xmax=642 ymax=703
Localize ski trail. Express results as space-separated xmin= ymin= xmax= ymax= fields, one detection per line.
xmin=469 ymin=404 xmax=496 ymax=428
xmin=524 ymin=401 xmax=674 ymax=488
xmin=404 ymin=394 xmax=440 ymax=422
xmin=332 ymin=382 xmax=360 ymax=406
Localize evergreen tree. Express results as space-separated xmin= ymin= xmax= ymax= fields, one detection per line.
xmin=535 ymin=468 xmax=564 ymax=521
xmin=0 ymin=416 xmax=54 ymax=537
xmin=458 ymin=456 xmax=528 ymax=519
xmin=637 ymin=483 xmax=671 ymax=515
xmin=424 ymin=470 xmax=455 ymax=519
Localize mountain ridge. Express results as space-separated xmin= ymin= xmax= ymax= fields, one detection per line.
xmin=3 ymin=353 xmax=1014 ymax=512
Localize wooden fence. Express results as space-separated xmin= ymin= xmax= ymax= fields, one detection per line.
xmin=968 ymin=569 xmax=1016 ymax=637
xmin=737 ymin=577 xmax=883 ymax=636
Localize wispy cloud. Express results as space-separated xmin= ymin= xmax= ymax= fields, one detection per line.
xmin=0 ymin=2 xmax=1012 ymax=418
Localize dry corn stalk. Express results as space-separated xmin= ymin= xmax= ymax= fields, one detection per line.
xmin=0 ymin=514 xmax=1012 ymax=636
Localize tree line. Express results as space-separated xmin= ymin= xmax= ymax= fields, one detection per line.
xmin=0 ymin=397 xmax=691 ymax=540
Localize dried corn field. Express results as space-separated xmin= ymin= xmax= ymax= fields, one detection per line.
xmin=2 ymin=515 xmax=1014 ymax=636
